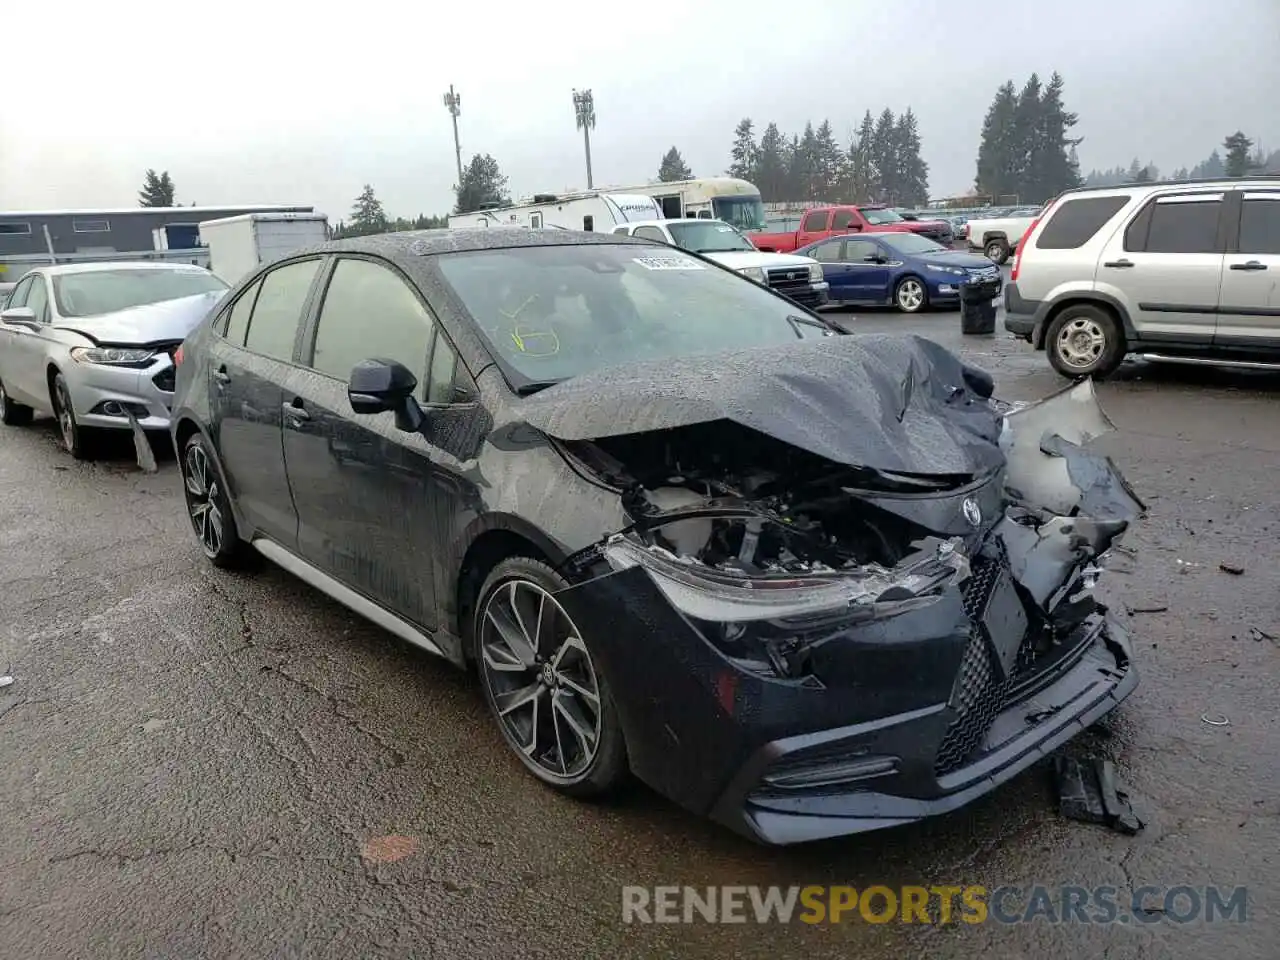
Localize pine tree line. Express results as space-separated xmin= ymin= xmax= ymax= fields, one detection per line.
xmin=332 ymin=183 xmax=449 ymax=239
xmin=1084 ymin=134 xmax=1280 ymax=188
xmin=723 ymin=110 xmax=929 ymax=206
xmin=974 ymin=72 xmax=1081 ymax=204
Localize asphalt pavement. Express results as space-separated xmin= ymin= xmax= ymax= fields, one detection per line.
xmin=1 ymin=304 xmax=1276 ymax=959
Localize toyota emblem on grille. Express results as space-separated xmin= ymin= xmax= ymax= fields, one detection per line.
xmin=962 ymin=498 xmax=982 ymax=527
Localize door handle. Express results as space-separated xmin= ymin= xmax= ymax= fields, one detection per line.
xmin=1229 ymin=261 xmax=1268 ymax=271
xmin=1103 ymin=259 xmax=1134 ymax=268
xmin=282 ymin=401 xmax=310 ymax=423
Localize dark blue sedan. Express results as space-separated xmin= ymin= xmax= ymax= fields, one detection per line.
xmin=797 ymin=232 xmax=1002 ymax=313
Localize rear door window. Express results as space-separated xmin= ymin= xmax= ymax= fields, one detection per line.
xmin=243 ymin=258 xmax=323 ymax=362
xmin=1035 ymin=196 xmax=1129 ymax=249
xmin=1238 ymin=193 xmax=1280 ymax=255
xmin=811 ymin=240 xmax=845 ymax=262
xmin=801 ymin=210 xmax=828 ymax=232
xmin=1125 ymin=193 xmax=1224 ymax=254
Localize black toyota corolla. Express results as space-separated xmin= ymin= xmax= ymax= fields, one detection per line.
xmin=170 ymin=229 xmax=1140 ymax=845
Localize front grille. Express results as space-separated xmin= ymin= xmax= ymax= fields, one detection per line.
xmin=934 ymin=552 xmax=1013 ymax=776
xmin=766 ymin=267 xmax=822 ymax=307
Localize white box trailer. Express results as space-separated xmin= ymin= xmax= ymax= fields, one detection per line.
xmin=448 ymin=191 xmax=662 ymax=232
xmin=198 ymin=212 xmax=329 ymax=285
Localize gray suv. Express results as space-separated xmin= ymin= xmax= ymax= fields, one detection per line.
xmin=1004 ymin=177 xmax=1280 ymax=378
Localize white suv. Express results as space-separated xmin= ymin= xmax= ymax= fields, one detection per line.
xmin=1004 ymin=177 xmax=1280 ymax=379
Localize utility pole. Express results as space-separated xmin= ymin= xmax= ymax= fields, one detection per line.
xmin=572 ymin=89 xmax=596 ymax=189
xmin=442 ymin=85 xmax=463 ymax=187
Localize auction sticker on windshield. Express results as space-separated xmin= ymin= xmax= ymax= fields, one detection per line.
xmin=633 ymin=256 xmax=706 ymax=270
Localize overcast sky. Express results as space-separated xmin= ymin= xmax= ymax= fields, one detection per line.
xmin=2 ymin=0 xmax=1276 ymax=220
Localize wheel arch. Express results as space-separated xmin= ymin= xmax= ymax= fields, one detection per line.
xmin=1034 ymin=292 xmax=1134 ymax=350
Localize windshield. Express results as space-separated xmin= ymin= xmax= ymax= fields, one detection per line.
xmin=667 ymin=221 xmax=754 ymax=253
xmin=435 ymin=244 xmax=827 ymax=387
xmin=711 ymin=195 xmax=766 ymax=232
xmin=861 ymin=208 xmax=904 ymax=225
xmin=53 ymin=268 xmax=227 ymax=318
xmin=880 ymin=233 xmax=948 ymax=255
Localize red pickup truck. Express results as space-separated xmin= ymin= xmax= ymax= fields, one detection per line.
xmin=750 ymin=205 xmax=954 ymax=253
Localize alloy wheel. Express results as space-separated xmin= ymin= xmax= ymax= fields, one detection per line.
xmin=478 ymin=579 xmax=602 ymax=783
xmin=183 ymin=443 xmax=225 ymax=557
xmin=897 ymin=278 xmax=925 ymax=312
xmin=55 ymin=380 xmax=76 ymax=450
xmin=1055 ymin=316 xmax=1106 ymax=371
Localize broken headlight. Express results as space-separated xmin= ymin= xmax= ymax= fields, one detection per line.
xmin=602 ymin=534 xmax=969 ymax=624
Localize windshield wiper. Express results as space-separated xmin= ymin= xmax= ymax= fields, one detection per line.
xmin=784 ymin=313 xmax=838 ymax=339
xmin=515 ymin=379 xmax=562 ymax=396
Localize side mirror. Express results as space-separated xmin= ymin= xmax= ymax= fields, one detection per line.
xmin=348 ymin=358 xmax=424 ymax=432
xmin=1 ymin=306 xmax=36 ymax=325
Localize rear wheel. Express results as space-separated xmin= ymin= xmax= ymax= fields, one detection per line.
xmin=0 ymin=378 xmax=33 ymax=426
xmin=51 ymin=373 xmax=95 ymax=459
xmin=473 ymin=556 xmax=628 ymax=798
xmin=984 ymin=238 xmax=1011 ymax=264
xmin=180 ymin=431 xmax=247 ymax=568
xmin=894 ymin=276 xmax=928 ymax=313
xmin=1046 ymin=304 xmax=1126 ymax=379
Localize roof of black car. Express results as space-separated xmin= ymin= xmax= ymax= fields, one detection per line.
xmin=310 ymin=228 xmax=643 ymax=259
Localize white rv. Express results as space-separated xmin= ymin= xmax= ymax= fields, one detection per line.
xmin=448 ymin=192 xmax=662 ymax=233
xmin=604 ymin=177 xmax=766 ymax=232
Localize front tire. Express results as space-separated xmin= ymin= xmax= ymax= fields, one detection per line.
xmin=894 ymin=276 xmax=928 ymax=313
xmin=1045 ymin=304 xmax=1126 ymax=379
xmin=984 ymin=238 xmax=1011 ymax=264
xmin=51 ymin=373 xmax=95 ymax=459
xmin=180 ymin=432 xmax=247 ymax=568
xmin=0 ymin=378 xmax=33 ymax=426
xmin=473 ymin=556 xmax=628 ymax=798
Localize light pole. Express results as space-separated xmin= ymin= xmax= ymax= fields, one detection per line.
xmin=442 ymin=85 xmax=463 ymax=187
xmin=572 ymin=88 xmax=596 ymax=189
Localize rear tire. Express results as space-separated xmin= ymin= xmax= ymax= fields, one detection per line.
xmin=180 ymin=431 xmax=249 ymax=568
xmin=51 ymin=373 xmax=95 ymax=460
xmin=984 ymin=238 xmax=1011 ymax=264
xmin=0 ymin=378 xmax=33 ymax=426
xmin=472 ymin=556 xmax=628 ymax=799
xmin=1045 ymin=304 xmax=1126 ymax=380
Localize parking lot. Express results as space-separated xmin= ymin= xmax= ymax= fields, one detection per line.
xmin=1 ymin=303 xmax=1276 ymax=959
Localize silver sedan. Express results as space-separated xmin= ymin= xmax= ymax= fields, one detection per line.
xmin=0 ymin=261 xmax=227 ymax=458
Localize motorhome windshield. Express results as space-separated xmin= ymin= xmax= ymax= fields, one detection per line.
xmin=712 ymin=195 xmax=766 ymax=232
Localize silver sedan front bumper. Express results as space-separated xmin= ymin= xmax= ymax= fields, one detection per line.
xmin=62 ymin=352 xmax=178 ymax=430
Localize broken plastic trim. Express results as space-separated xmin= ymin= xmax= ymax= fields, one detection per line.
xmin=602 ymin=534 xmax=970 ymax=623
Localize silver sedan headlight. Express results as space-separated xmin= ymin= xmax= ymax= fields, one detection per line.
xmin=69 ymin=346 xmax=156 ymax=366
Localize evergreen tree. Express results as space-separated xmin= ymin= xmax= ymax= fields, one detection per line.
xmin=657 ymin=146 xmax=693 ymax=182
xmin=846 ymin=111 xmax=877 ymax=203
xmin=454 ymin=154 xmax=510 ymax=214
xmin=348 ymin=184 xmax=388 ymax=235
xmin=870 ymin=109 xmax=897 ymax=202
xmin=1171 ymin=167 xmax=1189 ymax=180
xmin=1031 ymin=72 xmax=1081 ymax=199
xmin=1008 ymin=74 xmax=1042 ymax=201
xmin=781 ymin=134 xmax=801 ymax=201
xmin=893 ymin=109 xmax=929 ymax=206
xmin=812 ymin=120 xmax=845 ymax=200
xmin=138 ymin=169 xmax=176 ymax=207
xmin=756 ymin=122 xmax=787 ymax=201
xmin=975 ymin=81 xmax=1019 ymax=200
xmin=727 ymin=118 xmax=759 ymax=182
xmin=1223 ymin=131 xmax=1255 ymax=177
xmin=1127 ymin=158 xmax=1144 ymax=180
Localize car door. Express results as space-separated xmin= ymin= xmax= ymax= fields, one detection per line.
xmin=808 ymin=240 xmax=852 ymax=301
xmin=842 ymin=238 xmax=893 ymax=302
xmin=0 ymin=275 xmax=37 ymax=405
xmin=284 ymin=255 xmax=474 ymax=630
xmin=1097 ymin=190 xmax=1227 ymax=341
xmin=1215 ymin=189 xmax=1280 ymax=347
xmin=13 ymin=273 xmax=54 ymax=403
xmin=208 ymin=256 xmax=324 ymax=547
xmin=796 ymin=209 xmax=831 ymax=248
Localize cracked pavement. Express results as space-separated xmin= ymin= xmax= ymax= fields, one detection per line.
xmin=1 ymin=310 xmax=1276 ymax=959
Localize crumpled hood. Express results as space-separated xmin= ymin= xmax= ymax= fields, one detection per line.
xmin=55 ymin=290 xmax=225 ymax=345
xmin=516 ymin=334 xmax=1005 ymax=477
